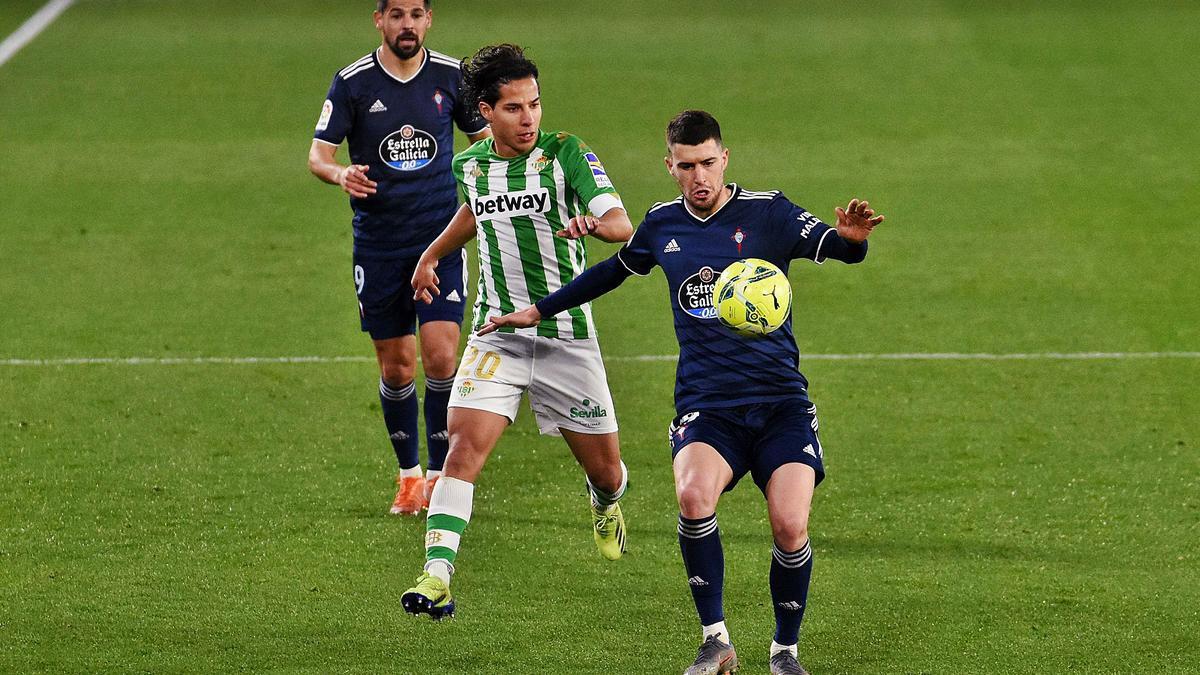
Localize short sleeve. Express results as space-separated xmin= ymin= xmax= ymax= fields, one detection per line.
xmin=615 ymin=218 xmax=658 ymax=276
xmin=314 ymin=75 xmax=354 ymax=146
xmin=559 ymin=135 xmax=624 ymax=217
xmin=776 ymin=195 xmax=836 ymax=262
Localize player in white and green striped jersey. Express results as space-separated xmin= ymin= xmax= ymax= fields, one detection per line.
xmin=454 ymin=127 xmax=623 ymax=339
xmin=402 ymin=44 xmax=632 ymax=620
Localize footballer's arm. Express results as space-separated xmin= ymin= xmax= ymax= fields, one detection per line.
xmin=307 ymin=139 xmax=377 ymax=199
xmin=478 ymin=252 xmax=635 ymax=335
xmin=412 ymin=204 xmax=478 ymax=304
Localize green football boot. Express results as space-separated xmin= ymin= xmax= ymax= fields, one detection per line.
xmin=591 ymin=501 xmax=627 ymax=560
xmin=401 ymin=572 xmax=455 ymax=620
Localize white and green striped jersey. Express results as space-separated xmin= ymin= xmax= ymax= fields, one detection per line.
xmin=454 ymin=130 xmax=624 ymax=339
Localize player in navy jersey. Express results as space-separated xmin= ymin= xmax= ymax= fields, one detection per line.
xmin=481 ymin=110 xmax=886 ymax=675
xmin=308 ymin=0 xmax=491 ymax=516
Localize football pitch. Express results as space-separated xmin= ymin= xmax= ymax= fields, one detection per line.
xmin=1 ymin=1 xmax=1197 ymax=672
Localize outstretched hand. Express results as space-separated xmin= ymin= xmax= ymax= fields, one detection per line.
xmin=476 ymin=305 xmax=542 ymax=336
xmin=835 ymin=198 xmax=886 ymax=244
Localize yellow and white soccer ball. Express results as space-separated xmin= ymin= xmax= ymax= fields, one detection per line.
xmin=713 ymin=258 xmax=791 ymax=336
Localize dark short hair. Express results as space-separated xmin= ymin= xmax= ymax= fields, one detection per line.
xmin=666 ymin=110 xmax=723 ymax=147
xmin=377 ymin=0 xmax=430 ymax=11
xmin=462 ymin=44 xmax=539 ymax=108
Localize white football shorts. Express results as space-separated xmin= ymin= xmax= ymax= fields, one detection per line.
xmin=448 ymin=331 xmax=619 ymax=436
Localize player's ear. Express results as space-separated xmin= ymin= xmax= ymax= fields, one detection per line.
xmin=478 ymin=101 xmax=494 ymax=122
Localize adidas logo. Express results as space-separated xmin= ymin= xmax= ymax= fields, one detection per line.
xmin=687 ymin=576 xmax=709 ymax=586
xmin=776 ymin=601 xmax=803 ymax=611
xmin=664 ymin=238 xmax=681 ymax=253
xmin=369 ymin=99 xmax=388 ymax=113
xmin=801 ymin=444 xmax=816 ymax=458
xmin=446 ymin=290 xmax=461 ymax=303
xmin=389 ymin=430 xmax=410 ymax=441
xmin=429 ymin=430 xmax=449 ymax=441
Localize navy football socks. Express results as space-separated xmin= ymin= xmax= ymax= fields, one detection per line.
xmin=678 ymin=513 xmax=725 ymax=626
xmin=379 ymin=378 xmax=419 ymax=470
xmin=423 ymin=376 xmax=454 ymax=472
xmin=769 ymin=539 xmax=813 ymax=646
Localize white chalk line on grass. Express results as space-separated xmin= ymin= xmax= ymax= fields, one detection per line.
xmin=2 ymin=352 xmax=1198 ymax=367
xmin=0 ymin=0 xmax=75 ymax=67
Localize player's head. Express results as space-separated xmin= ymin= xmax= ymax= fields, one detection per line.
xmin=374 ymin=0 xmax=432 ymax=61
xmin=463 ymin=44 xmax=541 ymax=157
xmin=665 ymin=110 xmax=729 ymax=215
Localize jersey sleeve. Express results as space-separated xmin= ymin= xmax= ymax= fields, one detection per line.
xmin=314 ymin=75 xmax=353 ymax=146
xmin=776 ymin=194 xmax=868 ymax=264
xmin=614 ymin=215 xmax=658 ymax=276
xmin=559 ymin=135 xmax=625 ymax=217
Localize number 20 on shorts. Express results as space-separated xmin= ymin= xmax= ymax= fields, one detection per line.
xmin=457 ymin=346 xmax=501 ymax=379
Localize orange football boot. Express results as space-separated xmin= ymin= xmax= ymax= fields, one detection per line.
xmin=390 ymin=475 xmax=426 ymax=515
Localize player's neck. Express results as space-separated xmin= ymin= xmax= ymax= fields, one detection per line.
xmin=377 ymin=46 xmax=426 ymax=81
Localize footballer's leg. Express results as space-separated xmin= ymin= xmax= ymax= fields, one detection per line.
xmin=402 ymin=407 xmax=509 ymax=619
xmin=527 ymin=336 xmax=628 ymax=560
xmin=754 ymin=399 xmax=823 ymax=674
xmin=403 ymin=332 xmax=528 ymax=619
xmin=416 ymin=320 xmax=461 ymax=507
xmin=374 ymin=336 xmax=424 ymax=515
xmin=560 ymin=429 xmax=628 ymax=560
xmin=674 ymin=441 xmax=739 ymax=674
xmin=764 ymin=464 xmax=816 ymax=674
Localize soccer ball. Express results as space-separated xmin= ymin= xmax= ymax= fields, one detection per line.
xmin=712 ymin=258 xmax=791 ymax=336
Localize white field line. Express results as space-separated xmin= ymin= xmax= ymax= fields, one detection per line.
xmin=1 ymin=352 xmax=1198 ymax=367
xmin=0 ymin=0 xmax=76 ymax=67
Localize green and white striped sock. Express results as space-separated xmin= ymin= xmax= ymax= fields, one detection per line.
xmin=424 ymin=476 xmax=474 ymax=585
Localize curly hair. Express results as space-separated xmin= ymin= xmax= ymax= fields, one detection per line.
xmin=461 ymin=44 xmax=539 ymax=108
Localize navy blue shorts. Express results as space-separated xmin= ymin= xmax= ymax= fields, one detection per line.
xmin=352 ymin=249 xmax=467 ymax=340
xmin=668 ymin=398 xmax=825 ymax=493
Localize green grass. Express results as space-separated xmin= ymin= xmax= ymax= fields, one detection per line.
xmin=1 ymin=1 xmax=1198 ymax=672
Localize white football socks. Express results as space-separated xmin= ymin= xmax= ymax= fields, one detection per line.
xmin=770 ymin=640 xmax=798 ymax=657
xmin=702 ymin=621 xmax=729 ymax=643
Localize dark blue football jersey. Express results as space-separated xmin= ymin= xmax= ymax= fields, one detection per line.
xmin=315 ymin=48 xmax=487 ymax=259
xmin=617 ymin=184 xmax=860 ymax=413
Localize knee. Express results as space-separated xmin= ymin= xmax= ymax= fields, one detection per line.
xmin=379 ymin=360 xmax=415 ymax=387
xmin=443 ymin=435 xmax=484 ymax=474
xmin=422 ymin=346 xmax=458 ymax=380
xmin=771 ymin=517 xmax=810 ymax=551
xmin=675 ymin=478 xmax=720 ymax=519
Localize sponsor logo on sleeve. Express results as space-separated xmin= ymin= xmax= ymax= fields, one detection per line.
xmin=584 ymin=151 xmax=614 ymax=189
xmin=677 ymin=266 xmax=718 ymax=320
xmin=472 ymin=187 xmax=552 ymax=221
xmin=379 ymin=124 xmax=437 ymax=171
xmin=797 ymin=212 xmax=821 ymax=238
xmin=316 ymin=99 xmax=333 ymax=131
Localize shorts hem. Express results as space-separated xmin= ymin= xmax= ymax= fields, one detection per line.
xmin=447 ymin=400 xmax=517 ymax=424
